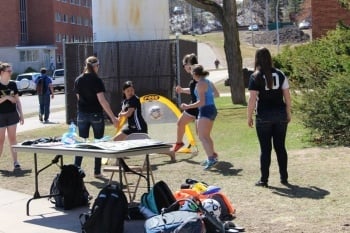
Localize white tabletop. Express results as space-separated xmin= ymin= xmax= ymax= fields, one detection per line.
xmin=13 ymin=139 xmax=172 ymax=158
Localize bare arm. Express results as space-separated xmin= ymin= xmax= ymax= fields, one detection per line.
xmin=119 ymin=107 xmax=135 ymax=118
xmin=211 ymin=81 xmax=220 ymax=98
xmin=283 ymin=88 xmax=292 ymax=123
xmin=181 ymin=81 xmax=206 ymax=109
xmin=15 ymin=94 xmax=24 ymax=125
xmin=96 ymin=92 xmax=118 ymax=128
xmin=247 ymin=90 xmax=257 ymax=128
xmin=175 ymin=86 xmax=190 ymax=95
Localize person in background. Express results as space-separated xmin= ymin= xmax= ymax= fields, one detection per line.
xmin=172 ymin=53 xmax=199 ymax=152
xmin=180 ymin=64 xmax=220 ymax=170
xmin=35 ymin=67 xmax=54 ymax=123
xmin=74 ymin=56 xmax=118 ymax=178
xmin=0 ymin=62 xmax=24 ymax=170
xmin=214 ymin=59 xmax=220 ymax=69
xmin=247 ymin=47 xmax=291 ymax=188
xmin=113 ymin=81 xmax=148 ymax=141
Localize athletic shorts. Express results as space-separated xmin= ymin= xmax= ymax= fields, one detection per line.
xmin=0 ymin=111 xmax=20 ymax=128
xmin=198 ymin=105 xmax=217 ymax=121
xmin=184 ymin=108 xmax=199 ymax=119
xmin=122 ymin=125 xmax=148 ymax=135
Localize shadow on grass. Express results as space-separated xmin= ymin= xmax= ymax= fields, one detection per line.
xmin=269 ymin=184 xmax=330 ymax=199
xmin=0 ymin=168 xmax=32 ymax=177
xmin=210 ymin=161 xmax=243 ymax=176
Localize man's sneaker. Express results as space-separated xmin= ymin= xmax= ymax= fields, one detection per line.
xmin=172 ymin=142 xmax=184 ymax=152
xmin=203 ymin=158 xmax=218 ymax=170
xmin=39 ymin=114 xmax=43 ymax=122
xmin=14 ymin=162 xmax=21 ymax=170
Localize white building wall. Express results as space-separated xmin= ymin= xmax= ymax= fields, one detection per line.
xmin=92 ymin=0 xmax=169 ymax=41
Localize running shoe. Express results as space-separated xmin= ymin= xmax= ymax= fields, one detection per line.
xmin=172 ymin=142 xmax=184 ymax=152
xmin=14 ymin=162 xmax=21 ymax=170
xmin=201 ymin=153 xmax=218 ymax=166
xmin=203 ymin=158 xmax=218 ymax=170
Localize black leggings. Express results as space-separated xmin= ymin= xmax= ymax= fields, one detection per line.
xmin=255 ymin=111 xmax=288 ymax=183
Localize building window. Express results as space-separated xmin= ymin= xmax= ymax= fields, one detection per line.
xmin=75 ymin=0 xmax=80 ymax=5
xmin=56 ymin=33 xmax=61 ymax=42
xmin=57 ymin=55 xmax=62 ymax=63
xmin=84 ymin=18 xmax=89 ymax=27
xmin=55 ymin=12 xmax=61 ymax=22
xmin=70 ymin=15 xmax=76 ymax=24
xmin=19 ymin=50 xmax=39 ymax=62
xmin=77 ymin=16 xmax=82 ymax=25
xmin=63 ymin=14 xmax=68 ymax=23
xmin=70 ymin=0 xmax=74 ymax=4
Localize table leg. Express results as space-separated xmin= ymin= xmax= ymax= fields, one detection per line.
xmin=146 ymin=154 xmax=150 ymax=192
xmin=26 ymin=154 xmax=63 ymax=216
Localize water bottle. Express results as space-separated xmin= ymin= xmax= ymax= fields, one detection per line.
xmin=62 ymin=122 xmax=78 ymax=144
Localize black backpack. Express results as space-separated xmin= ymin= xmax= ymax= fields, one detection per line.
xmin=49 ymin=164 xmax=90 ymax=210
xmin=36 ymin=75 xmax=47 ymax=95
xmin=80 ymin=184 xmax=129 ymax=233
xmin=141 ymin=180 xmax=178 ymax=215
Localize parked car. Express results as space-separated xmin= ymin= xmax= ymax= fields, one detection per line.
xmin=298 ymin=20 xmax=311 ymax=30
xmin=52 ymin=69 xmax=65 ymax=91
xmin=15 ymin=72 xmax=41 ymax=96
xmin=248 ymin=24 xmax=259 ymax=31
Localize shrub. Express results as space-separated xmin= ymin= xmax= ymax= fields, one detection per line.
xmin=24 ymin=67 xmax=37 ymax=73
xmin=274 ymin=25 xmax=350 ymax=145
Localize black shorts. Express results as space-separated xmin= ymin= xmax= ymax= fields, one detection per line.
xmin=184 ymin=108 xmax=199 ymax=119
xmin=122 ymin=125 xmax=148 ymax=135
xmin=0 ymin=111 xmax=20 ymax=128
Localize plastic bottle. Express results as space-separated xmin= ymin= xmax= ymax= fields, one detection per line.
xmin=62 ymin=122 xmax=78 ymax=144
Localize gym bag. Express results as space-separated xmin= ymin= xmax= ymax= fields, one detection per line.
xmin=144 ymin=210 xmax=205 ymax=233
xmin=49 ymin=164 xmax=90 ymax=210
xmin=141 ymin=180 xmax=177 ymax=215
xmin=80 ymin=184 xmax=128 ymax=233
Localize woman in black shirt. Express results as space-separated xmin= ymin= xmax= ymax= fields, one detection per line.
xmin=247 ymin=48 xmax=292 ymax=188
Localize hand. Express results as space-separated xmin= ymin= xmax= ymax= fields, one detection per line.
xmin=180 ymin=103 xmax=188 ymax=110
xmin=175 ymin=85 xmax=182 ymax=94
xmin=112 ymin=117 xmax=119 ymax=128
xmin=7 ymin=96 xmax=16 ymax=103
xmin=248 ymin=117 xmax=254 ymax=128
xmin=19 ymin=114 xmax=24 ymax=125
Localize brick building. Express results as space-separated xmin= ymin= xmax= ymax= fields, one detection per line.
xmin=0 ymin=0 xmax=92 ymax=74
xmin=312 ymin=0 xmax=350 ymax=39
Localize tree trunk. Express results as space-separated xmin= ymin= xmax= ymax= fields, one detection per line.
xmin=222 ymin=1 xmax=246 ymax=105
xmin=184 ymin=0 xmax=247 ymax=105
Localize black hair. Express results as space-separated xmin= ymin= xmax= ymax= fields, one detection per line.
xmin=40 ymin=67 xmax=47 ymax=74
xmin=182 ymin=53 xmax=198 ymax=66
xmin=192 ymin=64 xmax=209 ymax=77
xmin=122 ymin=80 xmax=133 ymax=91
xmin=254 ymin=47 xmax=273 ymax=89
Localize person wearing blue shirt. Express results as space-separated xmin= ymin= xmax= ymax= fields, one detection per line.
xmin=35 ymin=67 xmax=54 ymax=123
xmin=180 ymin=65 xmax=220 ymax=170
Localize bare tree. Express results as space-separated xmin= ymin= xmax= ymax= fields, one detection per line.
xmin=184 ymin=0 xmax=246 ymax=105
